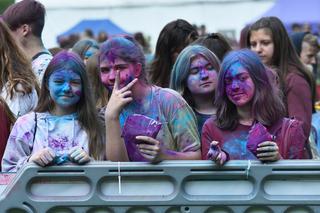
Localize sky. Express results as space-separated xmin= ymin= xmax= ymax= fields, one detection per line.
xmin=35 ymin=0 xmax=275 ymax=50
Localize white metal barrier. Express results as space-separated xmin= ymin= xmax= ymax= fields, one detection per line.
xmin=1 ymin=160 xmax=320 ymax=213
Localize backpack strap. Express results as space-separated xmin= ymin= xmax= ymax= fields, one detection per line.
xmin=32 ymin=112 xmax=37 ymax=151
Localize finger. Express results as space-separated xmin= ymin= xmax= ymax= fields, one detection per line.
xmin=74 ymin=151 xmax=86 ymax=161
xmin=34 ymin=158 xmax=45 ymax=167
xmin=47 ymin=148 xmax=56 ymax=158
xmin=119 ymin=78 xmax=138 ymax=93
xmin=40 ymin=154 xmax=49 ymax=165
xmin=120 ymin=90 xmax=132 ymax=98
xmin=257 ymin=145 xmax=278 ymax=152
xmin=138 ymin=148 xmax=157 ymax=156
xmin=210 ymin=141 xmax=219 ymax=146
xmin=257 ymin=151 xmax=278 ymax=158
xmin=258 ymin=156 xmax=278 ymax=161
xmin=137 ymin=143 xmax=160 ymax=151
xmin=78 ymin=155 xmax=90 ymax=164
xmin=140 ymin=153 xmax=155 ymax=161
xmin=135 ymin=136 xmax=159 ymax=145
xmin=114 ymin=70 xmax=120 ymax=90
xmin=258 ymin=141 xmax=276 ymax=147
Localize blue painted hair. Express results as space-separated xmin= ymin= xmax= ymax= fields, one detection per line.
xmin=215 ymin=49 xmax=285 ymax=130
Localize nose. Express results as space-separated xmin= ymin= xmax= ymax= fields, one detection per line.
xmin=252 ymin=43 xmax=262 ymax=54
xmin=231 ymin=81 xmax=240 ymax=91
xmin=200 ymin=69 xmax=209 ymax=80
xmin=62 ymin=82 xmax=72 ymax=92
xmin=108 ymin=69 xmax=116 ymax=83
xmin=310 ymin=56 xmax=316 ymax=65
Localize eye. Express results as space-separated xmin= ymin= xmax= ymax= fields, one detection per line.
xmin=250 ymin=42 xmax=256 ymax=48
xmin=115 ymin=65 xmax=128 ymax=71
xmin=70 ymin=80 xmax=81 ymax=85
xmin=100 ymin=67 xmax=110 ymax=73
xmin=261 ymin=40 xmax=271 ymax=46
xmin=239 ymin=74 xmax=249 ymax=81
xmin=206 ymin=64 xmax=214 ymax=71
xmin=53 ymin=79 xmax=64 ymax=84
xmin=224 ymin=77 xmax=232 ymax=85
xmin=189 ymin=68 xmax=199 ymax=75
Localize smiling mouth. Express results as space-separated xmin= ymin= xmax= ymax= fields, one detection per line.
xmin=200 ymin=82 xmax=212 ymax=86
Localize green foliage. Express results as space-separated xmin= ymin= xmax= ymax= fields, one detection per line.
xmin=0 ymin=0 xmax=14 ymax=14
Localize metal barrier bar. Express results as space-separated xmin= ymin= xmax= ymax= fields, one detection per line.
xmin=1 ymin=160 xmax=320 ymax=213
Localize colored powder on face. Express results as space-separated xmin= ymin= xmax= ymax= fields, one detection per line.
xmin=74 ymin=90 xmax=82 ymax=97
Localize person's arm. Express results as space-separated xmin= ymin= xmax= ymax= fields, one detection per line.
xmin=286 ymin=73 xmax=312 ymax=138
xmin=1 ymin=114 xmax=34 ymax=172
xmin=105 ymin=70 xmax=138 ymax=161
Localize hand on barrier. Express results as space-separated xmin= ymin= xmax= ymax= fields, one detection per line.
xmin=135 ymin=135 xmax=163 ymax=163
xmin=207 ymin=141 xmax=228 ymax=166
xmin=69 ymin=146 xmax=91 ymax=164
xmin=29 ymin=147 xmax=56 ymax=167
xmin=256 ymin=141 xmax=281 ymax=162
xmin=105 ymin=70 xmax=138 ymax=120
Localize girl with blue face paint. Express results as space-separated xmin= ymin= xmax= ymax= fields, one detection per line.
xmin=2 ymin=51 xmax=105 ymax=172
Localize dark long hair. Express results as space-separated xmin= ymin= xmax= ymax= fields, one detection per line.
xmin=35 ymin=51 xmax=105 ymax=160
xmin=216 ymin=49 xmax=286 ymax=130
xmin=247 ymin=16 xmax=315 ymax=112
xmin=193 ymin=32 xmax=232 ymax=61
xmin=150 ymin=19 xmax=198 ymax=87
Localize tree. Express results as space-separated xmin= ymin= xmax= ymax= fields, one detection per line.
xmin=0 ymin=0 xmax=14 ymax=14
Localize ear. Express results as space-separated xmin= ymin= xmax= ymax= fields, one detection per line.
xmin=133 ymin=63 xmax=142 ymax=78
xmin=20 ymin=24 xmax=31 ymax=37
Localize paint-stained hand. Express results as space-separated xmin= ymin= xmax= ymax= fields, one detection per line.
xmin=256 ymin=141 xmax=281 ymax=162
xmin=136 ymin=136 xmax=164 ymax=163
xmin=105 ymin=70 xmax=138 ymax=120
xmin=29 ymin=147 xmax=56 ymax=167
xmin=207 ymin=141 xmax=228 ymax=166
xmin=69 ymin=146 xmax=91 ymax=164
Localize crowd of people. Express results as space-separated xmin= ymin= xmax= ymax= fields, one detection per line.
xmin=0 ymin=0 xmax=320 ymax=172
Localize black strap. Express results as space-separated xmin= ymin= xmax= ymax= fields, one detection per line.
xmin=32 ymin=112 xmax=37 ymax=145
xmin=32 ymin=51 xmax=51 ymax=61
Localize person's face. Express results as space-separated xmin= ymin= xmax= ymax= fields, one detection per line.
xmin=225 ymin=62 xmax=255 ymax=107
xmin=300 ymin=41 xmax=318 ymax=65
xmin=48 ymin=69 xmax=82 ymax=114
xmin=99 ymin=57 xmax=136 ymax=91
xmin=187 ymin=55 xmax=218 ymax=96
xmin=249 ymin=28 xmax=274 ymax=66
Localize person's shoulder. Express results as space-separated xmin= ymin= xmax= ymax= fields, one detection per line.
xmin=286 ymin=71 xmax=309 ymax=88
xmin=203 ymin=116 xmax=218 ymax=130
xmin=156 ymin=87 xmax=186 ymax=103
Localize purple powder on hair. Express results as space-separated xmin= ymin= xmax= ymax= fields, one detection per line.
xmin=247 ymin=122 xmax=274 ymax=156
xmin=121 ymin=114 xmax=162 ymax=161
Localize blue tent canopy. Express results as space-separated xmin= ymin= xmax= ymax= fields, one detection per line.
xmin=255 ymin=0 xmax=320 ymax=34
xmin=57 ymin=19 xmax=129 ymax=39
